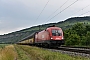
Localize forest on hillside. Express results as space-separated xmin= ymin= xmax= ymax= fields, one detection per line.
xmin=64 ymin=23 xmax=90 ymax=46
xmin=0 ymin=16 xmax=90 ymax=46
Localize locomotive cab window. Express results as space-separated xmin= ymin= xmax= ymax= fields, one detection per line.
xmin=52 ymin=30 xmax=62 ymax=36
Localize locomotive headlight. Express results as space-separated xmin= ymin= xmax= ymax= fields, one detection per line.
xmin=62 ymin=37 xmax=64 ymax=39
xmin=51 ymin=38 xmax=53 ymax=39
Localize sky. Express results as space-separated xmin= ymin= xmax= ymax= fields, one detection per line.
xmin=0 ymin=0 xmax=90 ymax=35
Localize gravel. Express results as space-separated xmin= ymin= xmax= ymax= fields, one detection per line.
xmin=45 ymin=48 xmax=90 ymax=58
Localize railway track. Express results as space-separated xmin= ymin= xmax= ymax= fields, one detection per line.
xmin=58 ymin=46 xmax=90 ymax=54
xmin=42 ymin=46 xmax=90 ymax=58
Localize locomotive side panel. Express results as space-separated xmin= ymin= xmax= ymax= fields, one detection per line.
xmin=35 ymin=30 xmax=50 ymax=43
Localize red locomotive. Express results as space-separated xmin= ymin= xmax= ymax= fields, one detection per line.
xmin=17 ymin=25 xmax=64 ymax=47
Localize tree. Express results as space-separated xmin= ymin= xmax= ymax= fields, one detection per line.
xmin=64 ymin=23 xmax=90 ymax=46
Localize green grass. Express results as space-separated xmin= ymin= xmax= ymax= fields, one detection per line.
xmin=1 ymin=44 xmax=89 ymax=60
xmin=14 ymin=45 xmax=31 ymax=60
xmin=17 ymin=45 xmax=90 ymax=60
xmin=0 ymin=45 xmax=17 ymax=60
xmin=0 ymin=44 xmax=8 ymax=48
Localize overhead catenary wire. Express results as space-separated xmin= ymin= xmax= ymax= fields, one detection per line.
xmin=79 ymin=11 xmax=90 ymax=16
xmin=46 ymin=0 xmax=79 ymax=23
xmin=36 ymin=0 xmax=50 ymax=21
xmin=46 ymin=0 xmax=69 ymax=20
xmin=71 ymin=4 xmax=90 ymax=16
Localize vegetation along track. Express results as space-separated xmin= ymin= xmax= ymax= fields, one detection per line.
xmin=14 ymin=45 xmax=31 ymax=60
xmin=1 ymin=44 xmax=90 ymax=60
xmin=42 ymin=46 xmax=90 ymax=58
xmin=15 ymin=45 xmax=90 ymax=60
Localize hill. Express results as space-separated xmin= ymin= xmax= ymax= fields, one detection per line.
xmin=0 ymin=16 xmax=90 ymax=44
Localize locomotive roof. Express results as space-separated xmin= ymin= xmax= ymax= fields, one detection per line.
xmin=46 ymin=26 xmax=62 ymax=30
xmin=16 ymin=32 xmax=38 ymax=43
xmin=22 ymin=32 xmax=36 ymax=41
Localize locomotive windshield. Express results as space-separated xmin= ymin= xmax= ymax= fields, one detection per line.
xmin=52 ymin=30 xmax=62 ymax=36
